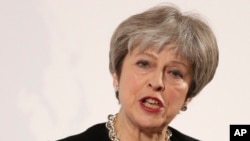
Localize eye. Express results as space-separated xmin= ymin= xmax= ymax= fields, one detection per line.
xmin=136 ymin=60 xmax=150 ymax=68
xmin=169 ymin=69 xmax=183 ymax=79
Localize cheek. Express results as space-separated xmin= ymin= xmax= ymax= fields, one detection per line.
xmin=119 ymin=72 xmax=144 ymax=100
xmin=166 ymin=83 xmax=189 ymax=107
xmin=176 ymin=82 xmax=189 ymax=98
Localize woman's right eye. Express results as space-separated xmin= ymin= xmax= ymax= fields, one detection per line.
xmin=136 ymin=60 xmax=150 ymax=68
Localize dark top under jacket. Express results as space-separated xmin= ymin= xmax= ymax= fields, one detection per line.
xmin=58 ymin=123 xmax=199 ymax=141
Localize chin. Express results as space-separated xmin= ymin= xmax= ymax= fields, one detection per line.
xmin=135 ymin=117 xmax=167 ymax=131
xmin=138 ymin=124 xmax=166 ymax=132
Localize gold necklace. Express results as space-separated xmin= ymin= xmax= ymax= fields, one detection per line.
xmin=106 ymin=114 xmax=172 ymax=141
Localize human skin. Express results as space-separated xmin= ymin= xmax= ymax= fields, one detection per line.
xmin=112 ymin=45 xmax=192 ymax=140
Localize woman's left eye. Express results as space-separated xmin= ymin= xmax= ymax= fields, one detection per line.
xmin=169 ymin=70 xmax=183 ymax=79
xmin=136 ymin=60 xmax=150 ymax=68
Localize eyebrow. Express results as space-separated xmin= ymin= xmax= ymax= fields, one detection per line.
xmin=135 ymin=51 xmax=157 ymax=60
xmin=135 ymin=50 xmax=190 ymax=69
xmin=168 ymin=60 xmax=189 ymax=69
xmin=135 ymin=51 xmax=189 ymax=69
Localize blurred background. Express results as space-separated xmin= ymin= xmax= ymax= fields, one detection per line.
xmin=0 ymin=0 xmax=249 ymax=140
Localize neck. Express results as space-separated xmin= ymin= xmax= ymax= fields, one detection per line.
xmin=113 ymin=112 xmax=170 ymax=141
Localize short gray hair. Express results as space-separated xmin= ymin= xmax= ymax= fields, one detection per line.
xmin=109 ymin=4 xmax=219 ymax=98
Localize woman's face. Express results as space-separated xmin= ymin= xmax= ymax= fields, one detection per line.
xmin=113 ymin=45 xmax=192 ymax=131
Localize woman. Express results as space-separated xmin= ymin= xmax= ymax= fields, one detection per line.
xmin=59 ymin=4 xmax=218 ymax=141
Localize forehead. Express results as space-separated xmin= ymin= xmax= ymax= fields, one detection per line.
xmin=130 ymin=44 xmax=187 ymax=61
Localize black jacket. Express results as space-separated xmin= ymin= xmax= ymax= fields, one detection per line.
xmin=58 ymin=123 xmax=199 ymax=141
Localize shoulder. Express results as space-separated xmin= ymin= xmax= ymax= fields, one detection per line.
xmin=169 ymin=126 xmax=200 ymax=141
xmin=57 ymin=123 xmax=110 ymax=141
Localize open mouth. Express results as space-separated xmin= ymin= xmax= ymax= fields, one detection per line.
xmin=140 ymin=97 xmax=163 ymax=112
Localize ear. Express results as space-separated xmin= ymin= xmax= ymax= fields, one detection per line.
xmin=112 ymin=73 xmax=119 ymax=88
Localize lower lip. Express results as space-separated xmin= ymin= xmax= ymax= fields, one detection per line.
xmin=139 ymin=101 xmax=162 ymax=113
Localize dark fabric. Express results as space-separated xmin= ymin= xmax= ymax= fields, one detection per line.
xmin=168 ymin=126 xmax=200 ymax=141
xmin=58 ymin=123 xmax=200 ymax=141
xmin=57 ymin=123 xmax=110 ymax=141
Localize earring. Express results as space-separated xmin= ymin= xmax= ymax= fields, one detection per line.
xmin=181 ymin=105 xmax=187 ymax=111
xmin=114 ymin=86 xmax=118 ymax=92
xmin=114 ymin=86 xmax=119 ymax=100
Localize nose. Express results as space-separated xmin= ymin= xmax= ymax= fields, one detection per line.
xmin=148 ymin=71 xmax=165 ymax=91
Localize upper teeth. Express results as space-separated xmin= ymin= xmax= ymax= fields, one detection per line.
xmin=145 ymin=98 xmax=159 ymax=104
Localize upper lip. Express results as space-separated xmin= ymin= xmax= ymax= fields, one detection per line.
xmin=139 ymin=96 xmax=164 ymax=107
